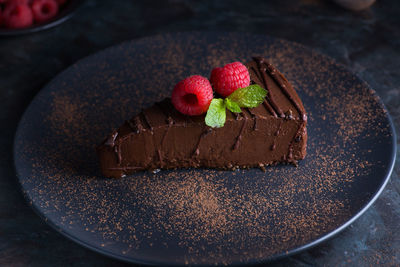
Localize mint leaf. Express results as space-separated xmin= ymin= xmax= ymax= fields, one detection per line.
xmin=205 ymin=98 xmax=226 ymax=128
xmin=226 ymin=84 xmax=267 ymax=108
xmin=224 ymin=98 xmax=241 ymax=113
xmin=204 ymin=84 xmax=267 ymax=128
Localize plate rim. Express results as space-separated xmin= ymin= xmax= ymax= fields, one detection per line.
xmin=13 ymin=31 xmax=398 ymax=266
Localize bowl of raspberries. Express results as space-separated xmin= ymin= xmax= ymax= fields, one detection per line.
xmin=0 ymin=0 xmax=81 ymax=35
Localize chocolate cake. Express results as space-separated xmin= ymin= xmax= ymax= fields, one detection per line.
xmin=97 ymin=57 xmax=307 ymax=178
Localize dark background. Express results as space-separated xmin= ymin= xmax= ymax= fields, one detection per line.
xmin=1 ymin=0 xmax=399 ymax=266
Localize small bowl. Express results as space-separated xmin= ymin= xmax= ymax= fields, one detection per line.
xmin=0 ymin=0 xmax=83 ymax=36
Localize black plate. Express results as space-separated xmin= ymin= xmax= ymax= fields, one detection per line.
xmin=0 ymin=0 xmax=82 ymax=36
xmin=14 ymin=32 xmax=396 ymax=266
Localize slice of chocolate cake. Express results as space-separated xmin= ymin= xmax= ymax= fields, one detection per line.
xmin=97 ymin=57 xmax=307 ymax=178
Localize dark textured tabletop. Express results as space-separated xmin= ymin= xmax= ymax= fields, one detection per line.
xmin=1 ymin=0 xmax=399 ymax=266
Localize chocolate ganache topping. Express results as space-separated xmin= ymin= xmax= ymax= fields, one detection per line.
xmin=97 ymin=57 xmax=307 ymax=178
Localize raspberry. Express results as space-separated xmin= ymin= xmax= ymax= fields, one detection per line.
xmin=171 ymin=75 xmax=214 ymax=116
xmin=210 ymin=61 xmax=250 ymax=97
xmin=31 ymin=0 xmax=58 ymax=23
xmin=3 ymin=3 xmax=33 ymax=29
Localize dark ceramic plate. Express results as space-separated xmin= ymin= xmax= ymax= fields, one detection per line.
xmin=0 ymin=0 xmax=82 ymax=36
xmin=14 ymin=32 xmax=396 ymax=266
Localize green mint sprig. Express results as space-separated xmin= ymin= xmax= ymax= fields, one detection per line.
xmin=205 ymin=84 xmax=267 ymax=128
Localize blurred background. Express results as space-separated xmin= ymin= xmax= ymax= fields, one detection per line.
xmin=0 ymin=0 xmax=399 ymax=266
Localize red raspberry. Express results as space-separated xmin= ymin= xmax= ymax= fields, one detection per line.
xmin=171 ymin=75 xmax=213 ymax=116
xmin=210 ymin=61 xmax=250 ymax=97
xmin=3 ymin=3 xmax=33 ymax=29
xmin=31 ymin=0 xmax=58 ymax=23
